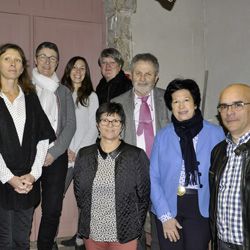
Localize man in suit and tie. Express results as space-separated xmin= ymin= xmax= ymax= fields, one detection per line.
xmin=112 ymin=53 xmax=169 ymax=250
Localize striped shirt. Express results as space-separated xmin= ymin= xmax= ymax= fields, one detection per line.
xmin=217 ymin=131 xmax=250 ymax=245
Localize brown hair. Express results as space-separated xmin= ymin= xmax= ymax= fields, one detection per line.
xmin=0 ymin=43 xmax=35 ymax=94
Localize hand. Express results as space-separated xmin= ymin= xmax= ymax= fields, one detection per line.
xmin=163 ymin=218 xmax=182 ymax=242
xmin=8 ymin=176 xmax=32 ymax=194
xmin=19 ymin=173 xmax=35 ymax=193
xmin=44 ymin=153 xmax=54 ymax=167
xmin=68 ymin=149 xmax=76 ymax=163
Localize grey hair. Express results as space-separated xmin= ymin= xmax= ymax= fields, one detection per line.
xmin=130 ymin=53 xmax=159 ymax=74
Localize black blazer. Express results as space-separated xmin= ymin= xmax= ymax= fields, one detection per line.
xmin=73 ymin=140 xmax=150 ymax=243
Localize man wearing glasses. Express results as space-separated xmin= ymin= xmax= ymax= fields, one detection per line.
xmin=209 ymin=83 xmax=250 ymax=250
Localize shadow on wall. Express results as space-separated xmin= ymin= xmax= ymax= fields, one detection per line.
xmin=155 ymin=0 xmax=176 ymax=11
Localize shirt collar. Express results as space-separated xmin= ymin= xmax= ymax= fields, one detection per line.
xmin=134 ymin=89 xmax=154 ymax=104
xmin=226 ymin=131 xmax=250 ymax=147
xmin=0 ymin=85 xmax=24 ymax=101
xmin=97 ymin=140 xmax=125 ymax=160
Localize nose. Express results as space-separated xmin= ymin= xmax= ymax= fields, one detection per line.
xmin=75 ymin=68 xmax=82 ymax=73
xmin=107 ymin=121 xmax=113 ymax=127
xmin=105 ymin=62 xmax=112 ymax=69
xmin=178 ymin=101 xmax=185 ymax=108
xmin=45 ymin=57 xmax=50 ymax=64
xmin=10 ymin=58 xmax=15 ymax=66
xmin=226 ymin=105 xmax=235 ymax=114
xmin=139 ymin=74 xmax=146 ymax=82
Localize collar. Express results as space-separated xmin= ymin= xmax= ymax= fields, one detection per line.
xmin=0 ymin=85 xmax=24 ymax=101
xmin=134 ymin=89 xmax=154 ymax=105
xmin=226 ymin=131 xmax=250 ymax=147
xmin=97 ymin=139 xmax=125 ymax=159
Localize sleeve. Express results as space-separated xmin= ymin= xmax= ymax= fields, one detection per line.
xmin=49 ymin=88 xmax=76 ymax=160
xmin=136 ymin=149 xmax=150 ymax=225
xmin=73 ymin=150 xmax=83 ymax=208
xmin=30 ymin=139 xmax=49 ymax=181
xmin=150 ymin=133 xmax=173 ymax=219
xmin=77 ymin=93 xmax=98 ymax=151
xmin=0 ymin=153 xmax=14 ymax=184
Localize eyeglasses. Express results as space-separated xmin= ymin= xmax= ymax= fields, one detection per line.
xmin=217 ymin=101 xmax=250 ymax=113
xmin=37 ymin=54 xmax=58 ymax=64
xmin=100 ymin=60 xmax=118 ymax=67
xmin=100 ymin=118 xmax=121 ymax=127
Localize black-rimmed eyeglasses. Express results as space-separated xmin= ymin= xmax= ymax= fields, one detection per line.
xmin=217 ymin=101 xmax=250 ymax=113
xmin=100 ymin=118 xmax=121 ymax=127
xmin=37 ymin=54 xmax=58 ymax=64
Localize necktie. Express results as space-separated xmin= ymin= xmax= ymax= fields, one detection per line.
xmin=136 ymin=96 xmax=154 ymax=158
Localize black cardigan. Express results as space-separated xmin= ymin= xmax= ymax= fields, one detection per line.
xmin=73 ymin=141 xmax=150 ymax=243
xmin=0 ymin=92 xmax=56 ymax=210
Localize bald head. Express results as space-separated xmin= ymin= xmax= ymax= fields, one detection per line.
xmin=219 ymin=83 xmax=250 ymax=101
xmin=218 ymin=83 xmax=250 ymax=142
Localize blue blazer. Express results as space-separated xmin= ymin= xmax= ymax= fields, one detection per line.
xmin=150 ymin=120 xmax=225 ymax=219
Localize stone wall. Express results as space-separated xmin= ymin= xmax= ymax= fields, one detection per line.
xmin=103 ymin=0 xmax=136 ymax=70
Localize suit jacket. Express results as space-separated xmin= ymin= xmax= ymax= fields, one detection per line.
xmin=112 ymin=87 xmax=168 ymax=146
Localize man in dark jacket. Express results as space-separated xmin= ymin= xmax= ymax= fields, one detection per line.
xmin=96 ymin=48 xmax=132 ymax=104
xmin=209 ymin=83 xmax=250 ymax=250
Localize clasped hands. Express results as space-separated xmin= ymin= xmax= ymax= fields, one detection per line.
xmin=8 ymin=174 xmax=35 ymax=194
xmin=163 ymin=218 xmax=183 ymax=242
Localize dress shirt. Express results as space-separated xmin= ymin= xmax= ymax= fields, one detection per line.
xmin=0 ymin=87 xmax=49 ymax=184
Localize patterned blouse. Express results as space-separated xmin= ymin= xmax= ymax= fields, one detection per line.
xmin=89 ymin=150 xmax=120 ymax=241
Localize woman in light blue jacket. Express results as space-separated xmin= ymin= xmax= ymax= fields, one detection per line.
xmin=150 ymin=79 xmax=224 ymax=250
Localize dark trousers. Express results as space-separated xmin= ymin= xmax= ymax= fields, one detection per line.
xmin=0 ymin=206 xmax=34 ymax=250
xmin=150 ymin=212 xmax=160 ymax=250
xmin=137 ymin=230 xmax=147 ymax=250
xmin=37 ymin=152 xmax=68 ymax=250
xmin=137 ymin=212 xmax=160 ymax=250
xmin=218 ymin=239 xmax=243 ymax=250
xmin=64 ymin=166 xmax=74 ymax=196
xmin=155 ymin=193 xmax=210 ymax=250
xmin=63 ymin=166 xmax=82 ymax=239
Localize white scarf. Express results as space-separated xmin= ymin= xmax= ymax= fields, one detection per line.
xmin=32 ymin=67 xmax=59 ymax=132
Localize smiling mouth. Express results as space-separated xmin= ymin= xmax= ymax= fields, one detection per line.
xmin=178 ymin=111 xmax=188 ymax=115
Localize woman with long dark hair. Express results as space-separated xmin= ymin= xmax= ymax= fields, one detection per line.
xmin=60 ymin=56 xmax=98 ymax=248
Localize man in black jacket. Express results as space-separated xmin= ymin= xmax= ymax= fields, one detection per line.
xmin=209 ymin=83 xmax=250 ymax=250
xmin=96 ymin=48 xmax=132 ymax=104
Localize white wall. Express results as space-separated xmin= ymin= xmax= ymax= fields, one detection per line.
xmin=131 ymin=0 xmax=205 ymax=95
xmin=131 ymin=0 xmax=250 ymax=122
xmin=204 ymin=0 xmax=250 ymax=121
